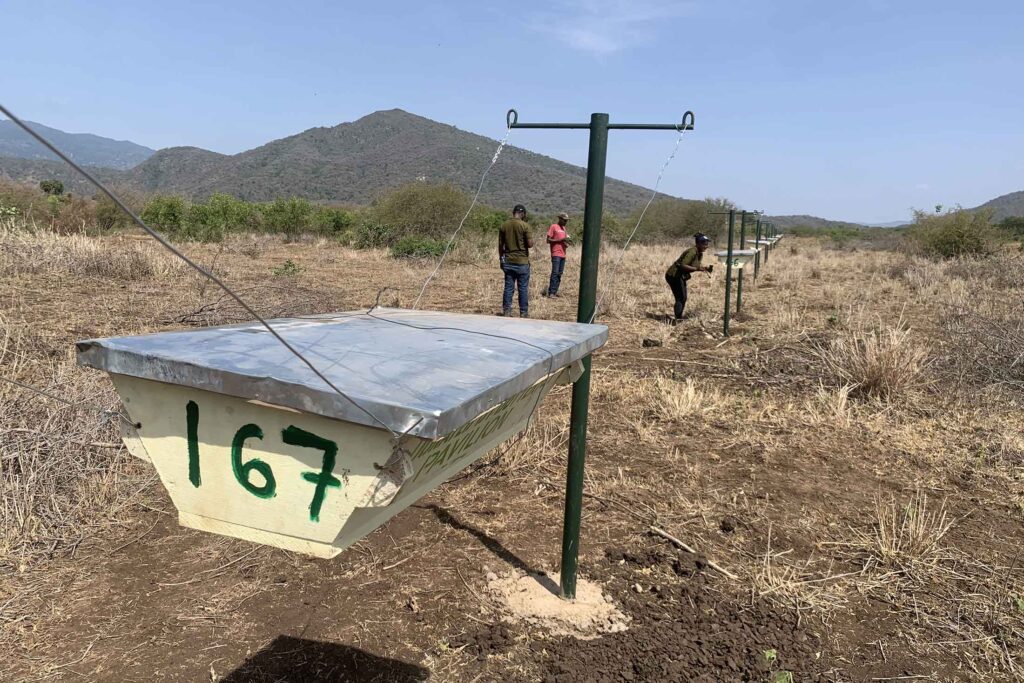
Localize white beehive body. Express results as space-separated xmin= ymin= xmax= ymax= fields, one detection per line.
xmin=79 ymin=309 xmax=606 ymax=557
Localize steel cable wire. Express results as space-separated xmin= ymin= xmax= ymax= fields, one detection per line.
xmin=590 ymin=128 xmax=688 ymax=323
xmin=0 ymin=103 xmax=401 ymax=438
xmin=411 ymin=121 xmax=513 ymax=309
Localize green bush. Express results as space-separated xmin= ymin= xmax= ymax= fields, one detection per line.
xmin=389 ymin=235 xmax=447 ymax=259
xmin=372 ymin=183 xmax=470 ymax=240
xmin=260 ymin=197 xmax=313 ymax=237
xmin=39 ymin=179 xmax=64 ymax=196
xmin=141 ymin=195 xmax=187 ymax=234
xmin=182 ymin=193 xmax=259 ymax=241
xmin=272 ymin=259 xmax=303 ymax=277
xmin=466 ymin=207 xmax=507 ymax=235
xmin=352 ymin=220 xmax=395 ymax=249
xmin=311 ymin=206 xmax=355 ymax=235
xmin=998 ymin=216 xmax=1024 ymax=239
xmin=909 ymin=207 xmax=1001 ymax=258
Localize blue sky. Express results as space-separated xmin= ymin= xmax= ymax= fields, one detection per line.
xmin=2 ymin=0 xmax=1022 ymax=223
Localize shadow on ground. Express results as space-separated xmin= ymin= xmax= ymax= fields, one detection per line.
xmin=422 ymin=504 xmax=560 ymax=593
xmin=221 ymin=635 xmax=429 ymax=682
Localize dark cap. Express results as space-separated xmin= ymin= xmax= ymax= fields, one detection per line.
xmin=695 ymin=233 xmax=710 ymax=244
xmin=513 ymin=204 xmax=527 ymax=215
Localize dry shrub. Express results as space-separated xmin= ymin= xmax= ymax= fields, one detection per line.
xmin=0 ymin=315 xmax=138 ymax=568
xmin=173 ymin=284 xmax=343 ymax=327
xmin=851 ymin=491 xmax=954 ymax=578
xmin=940 ymin=300 xmax=1024 ymax=389
xmin=943 ymin=254 xmax=1024 ymax=290
xmin=814 ymin=323 xmax=928 ymax=400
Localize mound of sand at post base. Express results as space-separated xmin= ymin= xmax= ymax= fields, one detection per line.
xmin=485 ymin=569 xmax=629 ymax=639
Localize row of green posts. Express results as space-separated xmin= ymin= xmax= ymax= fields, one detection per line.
xmin=711 ymin=210 xmax=783 ymax=336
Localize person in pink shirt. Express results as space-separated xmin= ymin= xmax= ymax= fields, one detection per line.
xmin=542 ymin=212 xmax=572 ymax=297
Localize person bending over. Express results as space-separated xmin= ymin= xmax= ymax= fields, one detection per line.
xmin=664 ymin=233 xmax=712 ymax=323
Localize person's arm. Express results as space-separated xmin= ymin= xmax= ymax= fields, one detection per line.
xmin=498 ymin=232 xmax=506 ymax=257
xmin=546 ymin=226 xmax=558 ymax=244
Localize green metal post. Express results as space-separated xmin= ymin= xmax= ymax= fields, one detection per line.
xmin=754 ymin=219 xmax=762 ymax=280
xmin=736 ymin=212 xmax=748 ymax=313
xmin=508 ymin=107 xmax=694 ymax=600
xmin=764 ymin=222 xmax=771 ymax=265
xmin=723 ymin=210 xmax=735 ymax=336
xmin=560 ymin=113 xmax=608 ymax=600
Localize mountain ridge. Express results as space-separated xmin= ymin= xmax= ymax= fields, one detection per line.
xmin=970 ymin=190 xmax=1024 ymax=221
xmin=120 ymin=108 xmax=670 ymax=214
xmin=2 ymin=111 xmax=1022 ymax=225
xmin=0 ymin=119 xmax=155 ymax=170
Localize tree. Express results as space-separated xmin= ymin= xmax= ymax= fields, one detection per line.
xmin=39 ymin=179 xmax=64 ymax=196
xmin=141 ymin=195 xmax=187 ymax=233
xmin=998 ymin=216 xmax=1024 ymax=239
xmin=909 ymin=206 xmax=1001 ymax=258
xmin=622 ymin=196 xmax=735 ymax=243
xmin=372 ymin=183 xmax=470 ymax=240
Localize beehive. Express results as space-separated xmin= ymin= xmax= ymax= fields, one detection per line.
xmin=77 ymin=309 xmax=607 ymax=557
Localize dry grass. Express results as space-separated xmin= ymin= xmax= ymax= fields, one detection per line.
xmin=3 ymin=224 xmax=1024 ymax=680
xmin=0 ymin=315 xmax=144 ymax=569
xmin=853 ymin=490 xmax=955 ymax=578
xmin=813 ymin=321 xmax=929 ymax=400
xmin=648 ymin=376 xmax=723 ymax=422
xmin=0 ymin=224 xmax=185 ymax=279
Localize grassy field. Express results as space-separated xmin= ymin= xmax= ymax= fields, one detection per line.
xmin=2 ymin=222 xmax=1024 ymax=681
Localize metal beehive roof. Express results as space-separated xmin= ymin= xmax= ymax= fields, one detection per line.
xmin=76 ymin=308 xmax=608 ymax=439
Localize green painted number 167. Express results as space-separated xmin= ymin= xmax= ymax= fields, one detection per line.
xmin=185 ymin=401 xmax=343 ymax=522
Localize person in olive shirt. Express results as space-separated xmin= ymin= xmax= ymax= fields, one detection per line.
xmin=498 ymin=204 xmax=533 ymax=317
xmin=664 ymin=233 xmax=713 ymax=323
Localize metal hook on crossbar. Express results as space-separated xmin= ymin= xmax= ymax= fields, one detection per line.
xmin=506 ymin=109 xmax=519 ymax=128
xmin=678 ymin=111 xmax=695 ymax=131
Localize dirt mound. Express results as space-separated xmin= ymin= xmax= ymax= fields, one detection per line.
xmin=485 ymin=570 xmax=629 ymax=639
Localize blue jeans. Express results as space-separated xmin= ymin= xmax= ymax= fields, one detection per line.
xmin=502 ymin=263 xmax=530 ymax=314
xmin=547 ymin=256 xmax=565 ymax=295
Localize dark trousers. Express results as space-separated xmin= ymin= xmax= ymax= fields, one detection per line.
xmin=547 ymin=256 xmax=565 ymax=295
xmin=502 ymin=263 xmax=530 ymax=314
xmin=665 ymin=273 xmax=688 ymax=320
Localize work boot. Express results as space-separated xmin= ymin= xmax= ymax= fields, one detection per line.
xmin=520 ymin=311 xmax=529 ymax=319
xmin=501 ymin=308 xmax=512 ymax=317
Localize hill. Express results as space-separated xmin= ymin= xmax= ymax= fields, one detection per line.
xmin=0 ymin=155 xmax=123 ymax=194
xmin=764 ymin=214 xmax=867 ymax=230
xmin=970 ymin=190 xmax=1024 ymax=221
xmin=123 ymin=109 xmax=664 ymax=214
xmin=0 ymin=119 xmax=154 ymax=170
